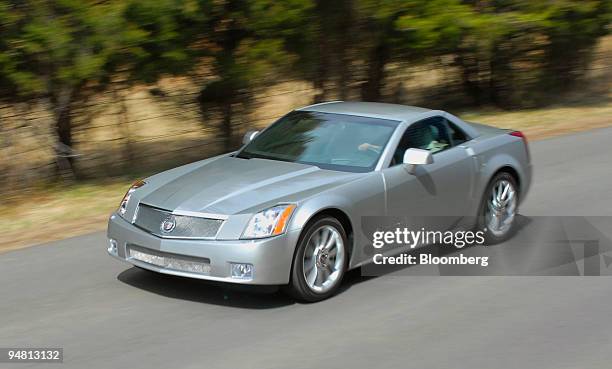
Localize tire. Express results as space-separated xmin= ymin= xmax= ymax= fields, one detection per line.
xmin=477 ymin=171 xmax=520 ymax=244
xmin=285 ymin=216 xmax=348 ymax=302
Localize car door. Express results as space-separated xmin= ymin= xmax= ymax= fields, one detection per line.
xmin=382 ymin=116 xmax=475 ymax=236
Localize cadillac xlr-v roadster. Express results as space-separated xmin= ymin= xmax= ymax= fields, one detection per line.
xmin=107 ymin=101 xmax=531 ymax=301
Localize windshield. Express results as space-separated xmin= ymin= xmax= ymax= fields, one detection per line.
xmin=237 ymin=111 xmax=399 ymax=172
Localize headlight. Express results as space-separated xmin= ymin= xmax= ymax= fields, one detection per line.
xmin=118 ymin=179 xmax=147 ymax=217
xmin=242 ymin=204 xmax=296 ymax=239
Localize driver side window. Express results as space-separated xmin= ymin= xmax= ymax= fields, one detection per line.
xmin=390 ymin=116 xmax=452 ymax=166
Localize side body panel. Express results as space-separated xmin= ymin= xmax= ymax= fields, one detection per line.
xmin=383 ymin=146 xmax=474 ymax=225
xmin=289 ymin=172 xmax=387 ymax=269
xmin=465 ymin=133 xmax=532 ymax=215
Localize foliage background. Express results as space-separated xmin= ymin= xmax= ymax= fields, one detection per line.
xmin=0 ymin=0 xmax=610 ymax=194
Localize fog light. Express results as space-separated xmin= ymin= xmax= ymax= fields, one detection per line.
xmin=108 ymin=239 xmax=118 ymax=255
xmin=230 ymin=263 xmax=253 ymax=280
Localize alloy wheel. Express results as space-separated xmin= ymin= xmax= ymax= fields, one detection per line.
xmin=302 ymin=225 xmax=346 ymax=294
xmin=485 ymin=179 xmax=517 ymax=237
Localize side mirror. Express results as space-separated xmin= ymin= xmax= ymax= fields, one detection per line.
xmin=403 ymin=148 xmax=433 ymax=174
xmin=242 ymin=130 xmax=259 ymax=145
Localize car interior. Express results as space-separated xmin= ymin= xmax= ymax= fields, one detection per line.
xmin=390 ymin=117 xmax=470 ymax=166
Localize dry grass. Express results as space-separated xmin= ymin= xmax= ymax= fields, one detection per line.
xmin=459 ymin=98 xmax=612 ymax=140
xmin=0 ymin=180 xmax=133 ymax=252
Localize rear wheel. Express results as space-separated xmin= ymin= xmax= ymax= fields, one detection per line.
xmin=286 ymin=217 xmax=348 ymax=302
xmin=478 ymin=172 xmax=519 ymax=244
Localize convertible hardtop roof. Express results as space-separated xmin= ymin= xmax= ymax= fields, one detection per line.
xmin=297 ymin=101 xmax=432 ymax=122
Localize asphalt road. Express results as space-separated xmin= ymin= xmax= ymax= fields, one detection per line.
xmin=2 ymin=127 xmax=612 ymax=369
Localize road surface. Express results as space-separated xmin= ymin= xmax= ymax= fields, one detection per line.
xmin=2 ymin=128 xmax=612 ymax=369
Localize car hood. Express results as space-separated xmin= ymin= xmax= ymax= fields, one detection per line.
xmin=140 ymin=156 xmax=361 ymax=215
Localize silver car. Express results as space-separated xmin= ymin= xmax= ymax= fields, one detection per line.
xmin=107 ymin=101 xmax=531 ymax=301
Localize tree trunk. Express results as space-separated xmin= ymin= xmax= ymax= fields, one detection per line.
xmin=361 ymin=43 xmax=388 ymax=101
xmin=313 ymin=0 xmax=334 ymax=103
xmin=337 ymin=46 xmax=350 ymax=100
xmin=313 ymin=35 xmax=331 ymax=103
xmin=335 ymin=0 xmax=353 ymax=100
xmin=56 ymin=104 xmax=72 ymax=148
xmin=221 ymin=101 xmax=233 ymax=152
xmin=114 ymin=88 xmax=134 ymax=171
xmin=49 ymin=88 xmax=79 ymax=179
xmin=55 ymin=105 xmax=75 ymax=179
xmin=456 ymin=53 xmax=482 ymax=106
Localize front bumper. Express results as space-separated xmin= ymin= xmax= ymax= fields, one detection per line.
xmin=107 ymin=214 xmax=300 ymax=285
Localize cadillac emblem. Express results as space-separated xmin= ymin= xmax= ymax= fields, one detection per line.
xmin=160 ymin=215 xmax=176 ymax=234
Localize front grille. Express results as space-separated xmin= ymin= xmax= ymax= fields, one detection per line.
xmin=134 ymin=204 xmax=223 ymax=239
xmin=128 ymin=245 xmax=211 ymax=274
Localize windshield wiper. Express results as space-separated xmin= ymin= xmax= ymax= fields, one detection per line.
xmin=236 ymin=151 xmax=293 ymax=163
xmin=235 ymin=152 xmax=252 ymax=159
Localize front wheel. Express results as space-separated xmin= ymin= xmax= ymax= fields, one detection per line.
xmin=285 ymin=217 xmax=348 ymax=302
xmin=478 ymin=172 xmax=519 ymax=244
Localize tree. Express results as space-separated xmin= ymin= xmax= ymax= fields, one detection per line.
xmin=452 ymin=8 xmax=548 ymax=106
xmin=451 ymin=0 xmax=609 ymax=107
xmin=0 ymin=0 xmax=203 ymax=176
xmin=249 ymin=0 xmax=358 ymax=102
xmin=194 ymin=0 xmax=300 ymax=151
xmin=355 ymin=0 xmax=478 ymax=101
xmin=121 ymin=0 xmax=204 ymax=84
xmin=534 ymin=0 xmax=610 ymax=92
xmin=0 ymin=0 xmax=128 ymax=174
